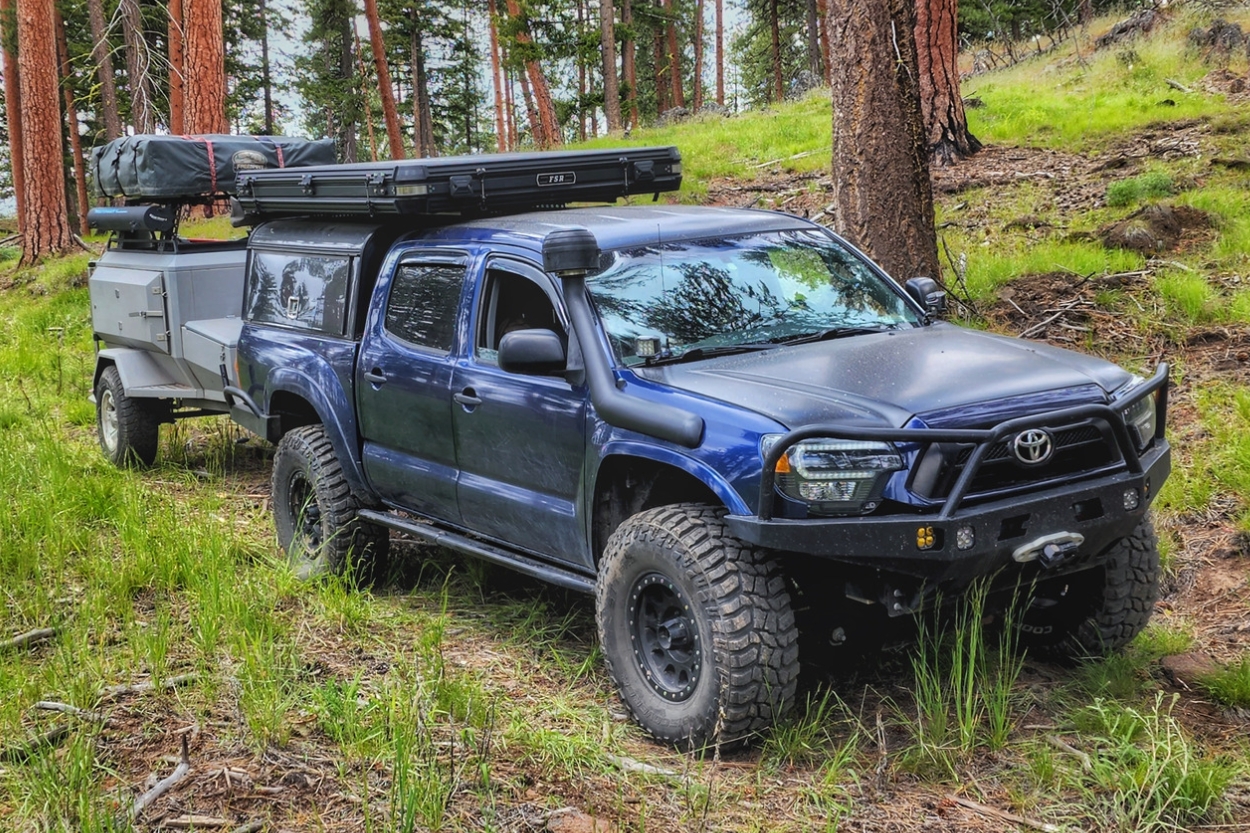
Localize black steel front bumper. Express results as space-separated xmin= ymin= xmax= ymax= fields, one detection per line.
xmin=725 ymin=365 xmax=1171 ymax=590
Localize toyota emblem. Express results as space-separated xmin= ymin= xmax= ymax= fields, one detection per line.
xmin=1012 ymin=429 xmax=1053 ymax=465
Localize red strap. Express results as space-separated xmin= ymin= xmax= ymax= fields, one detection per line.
xmin=180 ymin=135 xmax=218 ymax=193
xmin=256 ymin=136 xmax=285 ymax=168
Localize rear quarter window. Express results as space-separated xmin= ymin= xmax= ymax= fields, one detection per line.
xmin=245 ymin=249 xmax=351 ymax=336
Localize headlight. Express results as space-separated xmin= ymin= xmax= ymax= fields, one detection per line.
xmin=1123 ymin=391 xmax=1158 ymax=451
xmin=763 ymin=436 xmax=903 ymax=516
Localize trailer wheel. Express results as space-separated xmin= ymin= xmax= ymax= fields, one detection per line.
xmin=596 ymin=504 xmax=799 ymax=750
xmin=1020 ymin=518 xmax=1160 ymax=661
xmin=95 ymin=365 xmax=162 ymax=467
xmin=271 ymin=425 xmax=390 ymax=582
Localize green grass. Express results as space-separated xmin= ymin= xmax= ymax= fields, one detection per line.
xmin=1200 ymin=655 xmax=1250 ymax=708
xmin=1107 ymin=171 xmax=1175 ymax=208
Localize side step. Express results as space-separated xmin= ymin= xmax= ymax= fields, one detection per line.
xmin=357 ymin=509 xmax=596 ymax=595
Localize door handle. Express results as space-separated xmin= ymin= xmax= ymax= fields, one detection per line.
xmin=363 ymin=368 xmax=387 ymax=384
xmin=453 ymin=389 xmax=483 ymax=408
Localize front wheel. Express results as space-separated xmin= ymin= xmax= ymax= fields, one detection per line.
xmin=95 ymin=365 xmax=163 ymax=467
xmin=1020 ymin=518 xmax=1160 ymax=661
xmin=595 ymin=504 xmax=799 ymax=750
xmin=271 ymin=425 xmax=390 ymax=581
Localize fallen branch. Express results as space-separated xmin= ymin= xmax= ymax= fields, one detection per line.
xmin=749 ymin=149 xmax=821 ymax=169
xmin=230 ymin=823 xmax=265 ymax=833
xmin=1019 ymin=308 xmax=1071 ymax=339
xmin=1047 ymin=733 xmax=1093 ymax=772
xmin=102 ymin=672 xmax=198 ymax=699
xmin=33 ymin=701 xmax=106 ymax=723
xmin=71 ymin=233 xmax=100 ymax=255
xmin=1165 ymin=78 xmax=1194 ymax=94
xmin=2 ymin=725 xmax=71 ymax=763
xmin=0 ymin=233 xmax=20 ymax=247
xmin=131 ymin=735 xmax=191 ymax=819
xmin=606 ymin=753 xmax=679 ymax=779
xmin=948 ymin=795 xmax=1061 ymax=833
xmin=2 ymin=627 xmax=57 ymax=652
xmin=166 ymin=815 xmax=231 ymax=829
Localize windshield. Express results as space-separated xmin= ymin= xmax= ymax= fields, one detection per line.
xmin=587 ymin=229 xmax=922 ymax=366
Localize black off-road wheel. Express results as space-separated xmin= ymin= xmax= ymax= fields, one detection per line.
xmin=596 ymin=503 xmax=799 ymax=750
xmin=271 ymin=425 xmax=390 ymax=582
xmin=95 ymin=365 xmax=163 ymax=467
xmin=1020 ymin=518 xmax=1160 ymax=661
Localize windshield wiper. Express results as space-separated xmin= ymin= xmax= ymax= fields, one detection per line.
xmin=775 ymin=325 xmax=896 ymax=346
xmin=646 ymin=343 xmax=778 ymax=367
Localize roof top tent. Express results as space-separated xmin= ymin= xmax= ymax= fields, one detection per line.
xmin=229 ymin=146 xmax=682 ymax=223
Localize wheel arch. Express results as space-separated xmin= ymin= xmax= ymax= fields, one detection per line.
xmin=590 ymin=444 xmax=748 ymax=566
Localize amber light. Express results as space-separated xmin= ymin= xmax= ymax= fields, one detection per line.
xmin=917 ymin=525 xmax=935 ymax=550
xmin=774 ymin=454 xmax=792 ymax=474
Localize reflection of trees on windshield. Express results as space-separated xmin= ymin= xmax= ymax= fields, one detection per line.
xmin=644 ymin=261 xmax=784 ymax=344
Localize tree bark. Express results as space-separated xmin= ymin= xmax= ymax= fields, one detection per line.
xmin=769 ymin=0 xmax=783 ymax=101
xmin=488 ymin=0 xmax=508 ymax=150
xmin=363 ymin=0 xmax=404 ymax=159
xmin=653 ymin=9 xmax=669 ymax=113
xmin=805 ymin=0 xmax=820 ymax=79
xmin=692 ymin=0 xmax=704 ymax=111
xmin=827 ymin=0 xmax=938 ymax=281
xmin=410 ymin=19 xmax=435 ymax=157
xmin=168 ymin=0 xmax=185 ymax=135
xmin=577 ymin=0 xmax=587 ymax=141
xmin=259 ymin=0 xmax=274 ymax=134
xmin=15 ymin=0 xmax=71 ymax=264
xmin=816 ymin=0 xmax=831 ymax=85
xmin=338 ymin=11 xmax=357 ymax=162
xmin=352 ymin=26 xmax=378 ymax=161
xmin=600 ymin=0 xmax=622 ymax=132
xmin=915 ymin=0 xmax=980 ymax=166
xmin=622 ymin=0 xmax=637 ymax=127
xmin=87 ymin=0 xmax=121 ymax=140
xmin=183 ymin=0 xmax=227 ymax=134
xmin=55 ymin=9 xmax=89 ymax=235
xmin=0 ymin=0 xmax=26 ymax=229
xmin=120 ymin=0 xmax=155 ymax=132
xmin=715 ymin=0 xmax=724 ymax=105
xmin=504 ymin=0 xmax=561 ymax=148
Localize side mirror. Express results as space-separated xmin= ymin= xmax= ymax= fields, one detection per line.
xmin=498 ymin=329 xmax=567 ymax=376
xmin=905 ymin=277 xmax=947 ymax=318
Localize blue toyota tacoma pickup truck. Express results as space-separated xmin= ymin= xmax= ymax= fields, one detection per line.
xmin=224 ymin=150 xmax=1170 ymax=749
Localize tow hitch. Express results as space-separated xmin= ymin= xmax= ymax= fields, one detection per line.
xmin=1012 ymin=532 xmax=1085 ymax=570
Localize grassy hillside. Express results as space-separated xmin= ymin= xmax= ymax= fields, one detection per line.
xmin=3 ymin=5 xmax=1250 ymax=831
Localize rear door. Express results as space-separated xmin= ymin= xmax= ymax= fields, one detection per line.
xmin=449 ymin=257 xmax=590 ymax=566
xmin=357 ymin=251 xmax=469 ymax=523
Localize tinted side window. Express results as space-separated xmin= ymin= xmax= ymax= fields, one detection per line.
xmin=245 ymin=250 xmax=350 ymax=335
xmin=384 ymin=263 xmax=465 ymax=352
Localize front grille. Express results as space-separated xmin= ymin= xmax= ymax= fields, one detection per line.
xmin=915 ymin=422 xmax=1119 ymax=502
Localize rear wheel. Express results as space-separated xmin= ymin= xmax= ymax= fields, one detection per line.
xmin=271 ymin=425 xmax=390 ymax=581
xmin=95 ymin=365 xmax=162 ymax=467
xmin=1020 ymin=518 xmax=1160 ymax=661
xmin=596 ymin=504 xmax=799 ymax=750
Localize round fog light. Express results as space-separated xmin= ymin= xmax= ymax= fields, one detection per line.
xmin=1123 ymin=488 xmax=1140 ymax=511
xmin=956 ymin=525 xmax=976 ymax=551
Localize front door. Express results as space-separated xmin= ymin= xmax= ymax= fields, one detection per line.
xmin=450 ymin=258 xmax=590 ymax=566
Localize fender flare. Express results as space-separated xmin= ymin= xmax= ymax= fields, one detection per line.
xmin=263 ymin=366 xmax=379 ymax=505
xmin=94 ymin=349 xmax=199 ymax=398
xmin=595 ymin=440 xmax=751 ymax=516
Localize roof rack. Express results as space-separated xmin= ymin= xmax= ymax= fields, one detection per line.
xmin=230 ymin=146 xmax=682 ymax=223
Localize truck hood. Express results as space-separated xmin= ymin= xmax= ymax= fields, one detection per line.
xmin=635 ymin=323 xmax=1134 ymax=430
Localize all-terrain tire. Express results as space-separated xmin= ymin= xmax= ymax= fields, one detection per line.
xmin=95 ymin=365 xmax=163 ymax=467
xmin=596 ymin=503 xmax=799 ymax=750
xmin=271 ymin=425 xmax=390 ymax=581
xmin=1020 ymin=518 xmax=1160 ymax=661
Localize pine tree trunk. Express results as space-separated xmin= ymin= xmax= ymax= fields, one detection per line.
xmin=410 ymin=21 xmax=436 ymax=157
xmin=518 ymin=66 xmax=539 ymax=144
xmin=504 ymin=62 xmax=518 ymax=149
xmin=769 ymin=0 xmax=783 ymax=102
xmin=504 ymin=0 xmax=561 ymax=147
xmin=488 ymin=0 xmax=508 ymax=150
xmin=1078 ymin=0 xmax=1092 ymax=24
xmin=827 ymin=0 xmax=938 ymax=281
xmin=168 ymin=0 xmax=185 ymax=134
xmin=715 ymin=0 xmax=724 ymax=105
xmin=653 ymin=13 xmax=669 ymax=113
xmin=184 ymin=0 xmax=227 ymax=134
xmin=353 ymin=26 xmax=378 ymax=161
xmin=817 ymin=0 xmax=831 ymax=85
xmin=692 ymin=0 xmax=704 ymax=111
xmin=338 ymin=12 xmax=357 ymax=162
xmin=600 ymin=0 xmax=622 ymax=132
xmin=15 ymin=0 xmax=71 ymax=265
xmin=914 ymin=0 xmax=980 ymax=166
xmin=55 ymin=9 xmax=89 ymax=235
xmin=622 ymin=0 xmax=637 ymax=127
xmin=0 ymin=0 xmax=26 ymax=229
xmin=259 ymin=0 xmax=274 ymax=134
xmin=120 ymin=0 xmax=154 ymax=132
xmin=805 ymin=0 xmax=820 ymax=78
xmin=663 ymin=0 xmax=683 ymax=107
xmin=363 ymin=0 xmax=404 ymax=159
xmin=577 ymin=0 xmax=587 ymax=141
xmin=87 ymin=0 xmax=121 ymax=140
